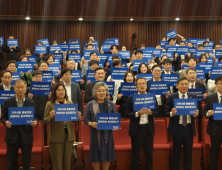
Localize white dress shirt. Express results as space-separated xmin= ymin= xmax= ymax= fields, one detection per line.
xmin=135 ymin=92 xmax=148 ymax=124
xmin=153 ymin=79 xmax=162 ymax=105
xmin=189 ymin=82 xmax=196 ymax=89
xmin=0 ymin=85 xmax=12 ymax=115
xmin=64 ymin=82 xmax=72 ymax=101
xmin=170 ymin=91 xmax=191 ymax=124
xmin=164 ymin=70 xmax=171 ymax=74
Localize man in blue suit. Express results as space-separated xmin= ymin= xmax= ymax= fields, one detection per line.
xmin=165 ymin=76 xmax=200 ymax=170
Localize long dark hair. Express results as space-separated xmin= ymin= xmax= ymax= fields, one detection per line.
xmin=137 ymin=62 xmax=150 ymax=74
xmin=123 ymin=71 xmax=135 ymax=82
xmin=49 ymin=83 xmax=68 ymax=103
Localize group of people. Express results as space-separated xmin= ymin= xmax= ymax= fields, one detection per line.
xmin=0 ymin=33 xmax=222 ymax=170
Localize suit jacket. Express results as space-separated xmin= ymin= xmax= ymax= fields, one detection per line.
xmin=1 ymin=96 xmax=37 ymax=144
xmin=204 ymin=92 xmax=220 ymax=136
xmin=84 ymin=82 xmax=96 ymax=103
xmin=63 ymin=82 xmax=83 ymax=115
xmin=165 ymin=92 xmax=201 ymax=137
xmin=125 ymin=95 xmax=159 ymax=137
xmin=3 ymin=44 xmax=20 ymax=61
xmin=0 ymin=84 xmax=14 ymax=91
xmin=195 ymin=81 xmax=206 ymax=117
xmin=44 ymin=100 xmax=75 ymax=142
xmin=105 ymin=68 xmax=111 ymax=81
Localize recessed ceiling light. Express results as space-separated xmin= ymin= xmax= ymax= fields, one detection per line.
xmin=130 ymin=18 xmax=133 ymax=21
xmin=79 ymin=18 xmax=83 ymax=21
xmin=175 ymin=18 xmax=180 ymax=21
xmin=25 ymin=17 xmax=30 ymax=20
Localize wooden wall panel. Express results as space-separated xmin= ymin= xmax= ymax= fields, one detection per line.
xmin=1 ymin=0 xmax=222 ymax=18
xmin=1 ymin=20 xmax=222 ymax=69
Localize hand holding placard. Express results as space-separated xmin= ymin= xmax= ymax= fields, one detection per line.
xmin=89 ymin=122 xmax=98 ymax=128
xmin=6 ymin=120 xmax=12 ymax=128
xmin=208 ymin=110 xmax=215 ymax=116
xmin=171 ymin=108 xmax=177 ymax=115
xmin=31 ymin=120 xmax=38 ymax=127
xmin=50 ymin=110 xmax=55 ymax=120
xmin=193 ymin=110 xmax=199 ymax=118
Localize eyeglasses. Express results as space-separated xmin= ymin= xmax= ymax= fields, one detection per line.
xmin=153 ymin=70 xmax=161 ymax=73
xmin=64 ymin=73 xmax=72 ymax=77
xmin=137 ymin=83 xmax=146 ymax=86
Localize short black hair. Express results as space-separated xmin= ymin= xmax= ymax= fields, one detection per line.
xmin=151 ymin=65 xmax=162 ymax=71
xmin=179 ymin=41 xmax=186 ymax=45
xmin=198 ymin=44 xmax=204 ymax=48
xmin=94 ymin=67 xmax=104 ymax=74
xmin=71 ymin=49 xmax=78 ymax=53
xmin=8 ymin=33 xmax=14 ymax=38
xmin=1 ymin=70 xmax=12 ymax=77
xmin=186 ymin=67 xmax=196 ymax=74
xmin=187 ymin=56 xmax=197 ymax=63
xmin=168 ymin=38 xmax=176 ymax=43
xmin=86 ymin=44 xmax=93 ymax=48
xmin=32 ymin=70 xmax=42 ymax=77
xmin=187 ymin=42 xmax=192 ymax=45
xmin=24 ymin=48 xmax=32 ymax=54
xmin=112 ymin=60 xmax=122 ymax=67
xmin=215 ymin=75 xmax=222 ymax=84
xmin=135 ymin=50 xmax=143 ymax=55
xmin=177 ymin=76 xmax=189 ymax=84
xmin=112 ymin=56 xmax=120 ymax=61
xmin=218 ymin=56 xmax=222 ymax=62
xmin=162 ymin=59 xmax=172 ymax=65
xmin=135 ymin=77 xmax=147 ymax=86
xmin=161 ymin=55 xmax=168 ymax=60
xmin=39 ymin=61 xmax=49 ymax=67
xmin=70 ymin=40 xmax=77 ymax=43
xmin=61 ymin=68 xmax=72 ymax=77
xmin=203 ymin=41 xmax=209 ymax=45
xmin=90 ymin=51 xmax=98 ymax=56
xmin=214 ymin=42 xmax=220 ymax=48
xmin=110 ymin=45 xmax=118 ymax=50
xmin=6 ymin=60 xmax=17 ymax=67
xmin=89 ymin=60 xmax=99 ymax=67
xmin=87 ymin=39 xmax=93 ymax=43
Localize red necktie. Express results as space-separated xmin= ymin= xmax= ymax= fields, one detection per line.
xmin=191 ymin=85 xmax=194 ymax=89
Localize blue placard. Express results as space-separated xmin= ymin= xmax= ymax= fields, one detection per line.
xmin=211 ymin=67 xmax=222 ymax=79
xmin=213 ymin=103 xmax=222 ymax=120
xmin=177 ymin=46 xmax=189 ymax=52
xmin=98 ymin=60 xmax=105 ymax=68
xmin=188 ymin=89 xmax=204 ymax=102
xmin=162 ymin=74 xmax=179 ymax=87
xmin=69 ymin=39 xmax=79 ymax=43
xmin=35 ymin=45 xmax=47 ymax=54
xmin=195 ymin=67 xmax=205 ymax=80
xmin=217 ymin=62 xmax=222 ymax=67
xmin=104 ymin=40 xmax=115 ymax=44
xmin=166 ymin=29 xmax=177 ymax=38
xmin=68 ymin=53 xmax=81 ymax=63
xmin=111 ymin=68 xmax=128 ymax=80
xmin=49 ymin=45 xmax=62 ymax=53
xmin=102 ymin=43 xmax=113 ymax=52
xmin=7 ymin=39 xmax=18 ymax=47
xmin=104 ymin=81 xmax=115 ymax=96
xmin=133 ymin=93 xmax=156 ymax=111
xmin=161 ymin=52 xmax=174 ymax=59
xmin=137 ymin=74 xmax=153 ymax=81
xmin=98 ymin=54 xmax=111 ymax=60
xmin=58 ymin=43 xmax=69 ymax=51
xmin=53 ymin=53 xmax=63 ymax=62
xmin=174 ymin=98 xmax=197 ymax=115
xmin=209 ymin=41 xmax=214 ymax=46
xmin=55 ymin=104 xmax=78 ymax=121
xmin=86 ymin=70 xmax=95 ymax=82
xmin=110 ymin=38 xmax=119 ymax=46
xmin=215 ymin=50 xmax=222 ymax=59
xmin=69 ymin=43 xmax=81 ymax=51
xmin=198 ymin=63 xmax=213 ymax=74
xmin=189 ymin=47 xmax=197 ymax=55
xmin=160 ymin=41 xmax=169 ymax=48
xmin=42 ymin=71 xmax=53 ymax=82
xmin=48 ymin=64 xmax=61 ymax=76
xmin=207 ymin=57 xmax=214 ymax=64
xmin=188 ymin=38 xmax=198 ymax=45
xmin=196 ymin=39 xmax=208 ymax=45
xmin=182 ymin=64 xmax=189 ymax=70
xmin=83 ymin=50 xmax=99 ymax=60
xmin=54 ymin=57 xmax=60 ymax=64
xmin=119 ymin=51 xmax=130 ymax=59
xmin=28 ymin=56 xmax=37 ymax=63
xmin=37 ymin=39 xmax=49 ymax=46
xmin=9 ymin=107 xmax=35 ymax=125
xmin=120 ymin=82 xmax=138 ymax=96
xmin=177 ymin=51 xmax=188 ymax=56
xmin=148 ymin=81 xmax=169 ymax=95
xmin=0 ymin=90 xmax=16 ymax=105
xmin=11 ymin=73 xmax=21 ymax=85
xmin=204 ymin=45 xmax=213 ymax=52
xmin=17 ymin=62 xmax=34 ymax=73
xmin=153 ymin=49 xmax=162 ymax=57
xmin=71 ymin=70 xmax=81 ymax=83
xmin=143 ymin=52 xmax=153 ymax=61
xmin=195 ymin=50 xmax=207 ymax=58
xmin=97 ymin=113 xmax=120 ymax=130
xmin=108 ymin=54 xmax=122 ymax=63
xmin=143 ymin=47 xmax=155 ymax=53
xmin=0 ymin=37 xmax=4 ymax=45
xmin=30 ymin=82 xmax=51 ymax=96
xmin=167 ymin=47 xmax=178 ymax=52
xmin=133 ymin=59 xmax=148 ymax=71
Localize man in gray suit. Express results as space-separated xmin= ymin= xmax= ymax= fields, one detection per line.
xmin=61 ymin=67 xmax=83 ymax=116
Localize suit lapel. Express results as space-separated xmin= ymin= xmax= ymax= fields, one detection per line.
xmin=213 ymin=92 xmax=219 ymax=103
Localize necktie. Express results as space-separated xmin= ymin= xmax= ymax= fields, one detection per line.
xmin=182 ymin=94 xmax=187 ymax=127
xmin=191 ymin=85 xmax=194 ymax=89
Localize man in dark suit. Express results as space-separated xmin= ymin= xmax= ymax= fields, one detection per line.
xmin=0 ymin=70 xmax=14 ymax=118
xmin=60 ymin=67 xmax=83 ymax=116
xmin=165 ymin=76 xmax=200 ymax=170
xmin=126 ymin=77 xmax=159 ymax=170
xmin=147 ymin=65 xmax=170 ymax=117
xmin=1 ymin=79 xmax=38 ymax=170
xmin=84 ymin=67 xmax=112 ymax=103
xmin=204 ymin=75 xmax=222 ymax=170
xmin=186 ymin=67 xmax=207 ymax=141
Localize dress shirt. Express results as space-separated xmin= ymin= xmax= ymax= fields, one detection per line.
xmin=64 ymin=82 xmax=72 ymax=101
xmin=164 ymin=70 xmax=171 ymax=74
xmin=170 ymin=91 xmax=191 ymax=124
xmin=135 ymin=92 xmax=148 ymax=124
xmin=153 ymin=79 xmax=162 ymax=105
xmin=15 ymin=95 xmax=25 ymax=107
